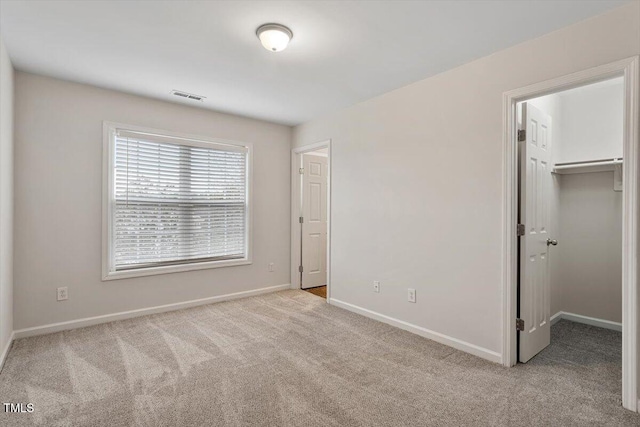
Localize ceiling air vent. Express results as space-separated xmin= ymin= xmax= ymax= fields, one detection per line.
xmin=171 ymin=90 xmax=206 ymax=102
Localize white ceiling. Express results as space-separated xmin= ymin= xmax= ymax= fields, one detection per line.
xmin=0 ymin=0 xmax=629 ymax=126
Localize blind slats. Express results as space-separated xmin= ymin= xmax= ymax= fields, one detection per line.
xmin=112 ymin=133 xmax=248 ymax=271
xmin=116 ymin=129 xmax=248 ymax=153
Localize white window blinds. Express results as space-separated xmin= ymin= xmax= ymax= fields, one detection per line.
xmin=111 ymin=129 xmax=249 ymax=271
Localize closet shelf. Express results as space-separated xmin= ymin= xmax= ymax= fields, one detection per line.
xmin=552 ymin=158 xmax=623 ymax=175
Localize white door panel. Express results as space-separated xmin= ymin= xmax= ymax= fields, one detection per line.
xmin=302 ymin=154 xmax=328 ymax=289
xmin=308 ymin=233 xmax=322 ymax=273
xmin=310 ymin=183 xmax=322 ymax=221
xmin=519 ymin=103 xmax=552 ymax=363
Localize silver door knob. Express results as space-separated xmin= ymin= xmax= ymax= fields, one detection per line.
xmin=547 ymin=239 xmax=558 ymax=246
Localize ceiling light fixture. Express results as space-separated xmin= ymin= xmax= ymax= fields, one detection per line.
xmin=256 ymin=23 xmax=293 ymax=52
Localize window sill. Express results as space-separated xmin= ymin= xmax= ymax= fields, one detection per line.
xmin=102 ymin=258 xmax=252 ymax=281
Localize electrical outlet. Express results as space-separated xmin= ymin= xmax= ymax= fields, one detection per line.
xmin=373 ymin=281 xmax=380 ymax=293
xmin=268 ymin=262 xmax=275 ymax=272
xmin=408 ymin=288 xmax=416 ymax=303
xmin=57 ymin=287 xmax=68 ymax=301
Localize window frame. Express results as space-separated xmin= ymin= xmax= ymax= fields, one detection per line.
xmin=102 ymin=121 xmax=253 ymax=281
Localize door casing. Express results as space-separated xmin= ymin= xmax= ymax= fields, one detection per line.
xmin=502 ymin=56 xmax=639 ymax=412
xmin=291 ymin=140 xmax=331 ymax=300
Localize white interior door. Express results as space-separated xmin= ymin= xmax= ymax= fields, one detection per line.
xmin=519 ymin=103 xmax=553 ymax=363
xmin=301 ymin=154 xmax=328 ymax=289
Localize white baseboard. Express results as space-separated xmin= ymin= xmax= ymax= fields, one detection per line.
xmin=550 ymin=311 xmax=564 ymax=326
xmin=329 ymin=298 xmax=502 ymax=364
xmin=14 ymin=284 xmax=291 ymax=340
xmin=550 ymin=311 xmax=622 ymax=332
xmin=0 ymin=331 xmax=15 ymax=372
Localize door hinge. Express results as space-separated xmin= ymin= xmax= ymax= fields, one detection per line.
xmin=298 ymin=265 xmax=303 ymax=273
xmin=299 ymin=167 xmax=304 ymax=174
xmin=299 ymin=216 xmax=304 ymax=223
xmin=517 ymin=224 xmax=525 ymax=236
xmin=517 ymin=129 xmax=526 ymax=142
xmin=516 ymin=318 xmax=525 ymax=331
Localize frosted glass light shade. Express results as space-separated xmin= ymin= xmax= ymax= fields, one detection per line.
xmin=256 ymin=24 xmax=293 ymax=52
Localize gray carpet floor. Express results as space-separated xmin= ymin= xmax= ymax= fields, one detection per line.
xmin=0 ymin=290 xmax=637 ymax=426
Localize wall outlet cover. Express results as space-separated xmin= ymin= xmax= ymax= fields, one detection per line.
xmin=408 ymin=288 xmax=416 ymax=303
xmin=373 ymin=281 xmax=380 ymax=293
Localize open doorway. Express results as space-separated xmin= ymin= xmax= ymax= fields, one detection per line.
xmin=503 ymin=57 xmax=639 ymax=412
xmin=517 ymin=77 xmax=624 ymax=366
xmin=291 ymin=141 xmax=331 ymax=300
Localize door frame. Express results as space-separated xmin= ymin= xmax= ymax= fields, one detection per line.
xmin=501 ymin=56 xmax=639 ymax=411
xmin=291 ymin=140 xmax=332 ymax=300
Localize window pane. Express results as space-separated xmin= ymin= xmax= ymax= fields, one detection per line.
xmin=113 ymin=133 xmax=247 ymax=270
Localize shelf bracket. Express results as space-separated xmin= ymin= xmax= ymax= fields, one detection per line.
xmin=614 ymin=163 xmax=623 ymax=192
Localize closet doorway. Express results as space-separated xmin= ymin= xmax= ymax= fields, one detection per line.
xmin=502 ymin=57 xmax=639 ymax=411
xmin=518 ymin=77 xmax=624 ymax=363
xmin=291 ymin=141 xmax=331 ymax=300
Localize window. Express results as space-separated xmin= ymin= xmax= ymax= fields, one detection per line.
xmin=103 ymin=123 xmax=251 ymax=280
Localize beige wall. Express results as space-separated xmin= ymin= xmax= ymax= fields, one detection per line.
xmin=14 ymin=72 xmax=292 ymax=330
xmin=292 ymin=3 xmax=640 ymax=357
xmin=0 ymin=36 xmax=14 ymax=357
xmin=556 ymin=172 xmax=622 ymax=322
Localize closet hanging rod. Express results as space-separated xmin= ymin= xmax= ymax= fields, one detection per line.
xmin=552 ymin=158 xmax=623 ymax=175
xmin=554 ymin=158 xmax=622 ymax=169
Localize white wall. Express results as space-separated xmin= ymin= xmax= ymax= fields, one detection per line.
xmin=14 ymin=72 xmax=292 ymax=330
xmin=554 ymin=80 xmax=623 ymax=323
xmin=293 ymin=3 xmax=639 ymax=359
xmin=530 ymin=80 xmax=624 ymax=324
xmin=556 ymin=78 xmax=624 ymax=163
xmin=0 ymin=36 xmax=14 ymax=359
